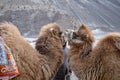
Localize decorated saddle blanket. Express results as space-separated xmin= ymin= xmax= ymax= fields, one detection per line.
xmin=0 ymin=37 xmax=20 ymax=80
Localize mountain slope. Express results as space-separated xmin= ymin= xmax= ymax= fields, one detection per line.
xmin=0 ymin=0 xmax=120 ymax=37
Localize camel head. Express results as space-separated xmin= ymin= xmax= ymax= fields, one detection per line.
xmin=76 ymin=24 xmax=95 ymax=43
xmin=36 ymin=23 xmax=66 ymax=52
xmin=64 ymin=24 xmax=94 ymax=43
xmin=64 ymin=24 xmax=95 ymax=56
xmin=47 ymin=23 xmax=66 ymax=48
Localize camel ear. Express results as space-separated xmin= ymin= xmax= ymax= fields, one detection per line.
xmin=113 ymin=37 xmax=120 ymax=50
xmin=79 ymin=24 xmax=88 ymax=32
xmin=78 ymin=24 xmax=90 ymax=38
xmin=78 ymin=24 xmax=95 ymax=42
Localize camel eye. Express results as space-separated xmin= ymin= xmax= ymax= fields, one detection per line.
xmin=59 ymin=32 xmax=62 ymax=36
xmin=81 ymin=34 xmax=88 ymax=40
xmin=4 ymin=32 xmax=7 ymax=34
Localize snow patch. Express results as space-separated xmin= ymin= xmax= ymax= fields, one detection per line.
xmin=92 ymin=29 xmax=107 ymax=39
xmin=25 ymin=38 xmax=37 ymax=48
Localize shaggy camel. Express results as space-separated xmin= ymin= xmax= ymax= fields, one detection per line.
xmin=0 ymin=22 xmax=64 ymax=80
xmin=35 ymin=25 xmax=67 ymax=80
xmin=66 ymin=24 xmax=120 ymax=80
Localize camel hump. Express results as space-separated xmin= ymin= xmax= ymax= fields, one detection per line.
xmin=111 ymin=32 xmax=120 ymax=50
xmin=98 ymin=32 xmax=120 ymax=50
xmin=0 ymin=22 xmax=21 ymax=36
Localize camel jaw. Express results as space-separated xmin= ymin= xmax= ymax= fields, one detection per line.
xmin=71 ymin=39 xmax=84 ymax=44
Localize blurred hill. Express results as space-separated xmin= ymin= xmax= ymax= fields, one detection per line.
xmin=0 ymin=0 xmax=120 ymax=37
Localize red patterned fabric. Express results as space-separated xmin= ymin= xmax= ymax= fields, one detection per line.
xmin=0 ymin=37 xmax=20 ymax=79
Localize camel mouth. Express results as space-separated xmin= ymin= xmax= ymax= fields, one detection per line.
xmin=63 ymin=29 xmax=84 ymax=44
xmin=63 ymin=29 xmax=76 ymax=41
xmin=71 ymin=39 xmax=83 ymax=44
xmin=71 ymin=31 xmax=84 ymax=44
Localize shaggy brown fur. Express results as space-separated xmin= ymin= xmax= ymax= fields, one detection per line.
xmin=0 ymin=22 xmax=64 ymax=80
xmin=35 ymin=23 xmax=65 ymax=78
xmin=68 ymin=24 xmax=120 ymax=80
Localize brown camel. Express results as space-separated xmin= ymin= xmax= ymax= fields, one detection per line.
xmin=66 ymin=24 xmax=120 ymax=80
xmin=0 ymin=22 xmax=64 ymax=80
